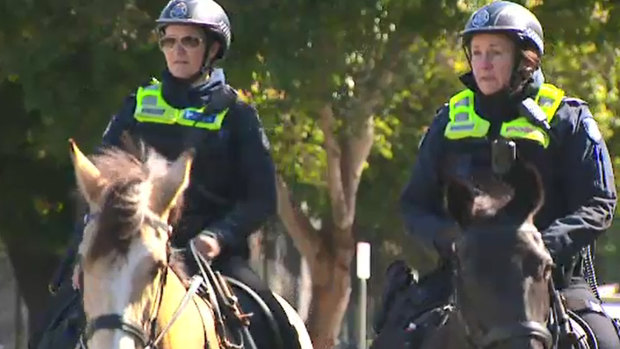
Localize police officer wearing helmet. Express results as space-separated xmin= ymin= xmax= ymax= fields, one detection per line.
xmin=400 ymin=1 xmax=619 ymax=347
xmin=71 ymin=0 xmax=299 ymax=348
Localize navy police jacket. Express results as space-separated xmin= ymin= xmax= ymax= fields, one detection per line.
xmin=401 ymin=72 xmax=617 ymax=270
xmin=101 ymin=69 xmax=276 ymax=258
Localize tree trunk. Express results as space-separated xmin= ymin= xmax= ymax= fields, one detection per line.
xmin=305 ymin=228 xmax=354 ymax=349
xmin=277 ymin=103 xmax=374 ymax=348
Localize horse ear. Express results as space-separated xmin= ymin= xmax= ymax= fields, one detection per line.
xmin=503 ymin=161 xmax=544 ymax=221
xmin=150 ymin=149 xmax=194 ymax=218
xmin=445 ymin=178 xmax=474 ymax=229
xmin=120 ymin=131 xmax=147 ymax=162
xmin=69 ymin=139 xmax=107 ymax=206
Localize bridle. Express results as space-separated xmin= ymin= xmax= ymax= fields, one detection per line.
xmin=450 ymin=227 xmax=554 ymax=349
xmin=79 ymin=212 xmax=202 ymax=349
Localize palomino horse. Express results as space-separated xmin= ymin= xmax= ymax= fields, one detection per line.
xmin=372 ymin=162 xmax=594 ymax=349
xmin=69 ymin=139 xmax=313 ymax=349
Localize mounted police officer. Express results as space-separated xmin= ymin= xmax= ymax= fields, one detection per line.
xmin=99 ymin=0 xmax=301 ymax=347
xmin=400 ymin=1 xmax=619 ymax=348
xmin=32 ymin=1 xmax=300 ymax=348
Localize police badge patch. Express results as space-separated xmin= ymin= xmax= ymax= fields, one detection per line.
xmin=471 ymin=9 xmax=490 ymax=28
xmin=170 ymin=1 xmax=189 ymax=19
xmin=582 ymin=117 xmax=602 ymax=143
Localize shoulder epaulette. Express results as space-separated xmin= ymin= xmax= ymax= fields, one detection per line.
xmin=563 ymin=97 xmax=588 ymax=107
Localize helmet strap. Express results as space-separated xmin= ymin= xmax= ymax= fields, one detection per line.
xmin=193 ymin=37 xmax=219 ymax=84
xmin=462 ymin=44 xmax=473 ymax=71
xmin=508 ymin=50 xmax=524 ymax=94
xmin=201 ymin=31 xmax=221 ymax=69
xmin=509 ymin=47 xmax=541 ymax=97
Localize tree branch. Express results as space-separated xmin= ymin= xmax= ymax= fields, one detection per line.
xmin=339 ymin=68 xmax=393 ymax=220
xmin=342 ymin=117 xmax=375 ymax=219
xmin=276 ymin=175 xmax=320 ymax=259
xmin=318 ymin=104 xmax=350 ymax=230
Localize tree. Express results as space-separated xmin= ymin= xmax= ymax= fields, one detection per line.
xmin=226 ymin=1 xmax=469 ymax=346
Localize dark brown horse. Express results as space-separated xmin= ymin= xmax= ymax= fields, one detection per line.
xmin=373 ymin=162 xmax=565 ymax=349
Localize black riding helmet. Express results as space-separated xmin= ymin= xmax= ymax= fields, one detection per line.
xmin=461 ymin=1 xmax=543 ymax=56
xmin=156 ymin=0 xmax=232 ymax=62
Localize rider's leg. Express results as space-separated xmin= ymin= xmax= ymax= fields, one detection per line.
xmin=372 ymin=261 xmax=453 ymax=349
xmin=212 ymin=255 xmax=302 ymax=349
xmin=31 ymin=219 xmax=86 ymax=349
xmin=414 ymin=260 xmax=453 ymax=310
xmin=562 ymin=278 xmax=620 ymax=349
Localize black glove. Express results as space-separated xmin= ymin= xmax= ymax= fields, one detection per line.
xmin=433 ymin=226 xmax=459 ymax=260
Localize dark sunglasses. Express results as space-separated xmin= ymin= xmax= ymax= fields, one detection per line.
xmin=158 ymin=35 xmax=204 ymax=50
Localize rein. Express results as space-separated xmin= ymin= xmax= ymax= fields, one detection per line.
xmin=189 ymin=240 xmax=258 ymax=349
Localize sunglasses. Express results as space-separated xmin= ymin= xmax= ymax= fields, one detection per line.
xmin=158 ymin=35 xmax=204 ymax=50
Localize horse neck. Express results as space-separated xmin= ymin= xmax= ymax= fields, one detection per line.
xmin=155 ymin=267 xmax=219 ymax=349
xmin=422 ymin=313 xmax=471 ymax=349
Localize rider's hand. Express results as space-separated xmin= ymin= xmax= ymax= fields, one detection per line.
xmin=71 ymin=264 xmax=82 ymax=290
xmin=194 ymin=231 xmax=222 ymax=260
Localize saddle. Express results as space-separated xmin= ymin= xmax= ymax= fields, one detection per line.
xmin=372 ymin=260 xmax=617 ymax=349
xmin=372 ymin=261 xmax=453 ymax=349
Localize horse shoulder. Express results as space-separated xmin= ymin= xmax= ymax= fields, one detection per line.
xmin=420 ymin=313 xmax=463 ymax=349
xmin=157 ymin=269 xmax=218 ymax=349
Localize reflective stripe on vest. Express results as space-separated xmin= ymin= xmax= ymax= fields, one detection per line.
xmin=446 ymin=89 xmax=490 ymax=139
xmin=134 ymin=81 xmax=228 ymax=130
xmin=444 ymin=83 xmax=565 ymax=148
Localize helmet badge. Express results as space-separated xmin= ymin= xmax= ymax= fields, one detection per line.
xmin=169 ymin=1 xmax=189 ymax=19
xmin=471 ymin=9 xmax=490 ymax=28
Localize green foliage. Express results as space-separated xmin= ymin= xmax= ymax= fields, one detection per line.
xmin=2 ymin=0 xmax=620 ymax=306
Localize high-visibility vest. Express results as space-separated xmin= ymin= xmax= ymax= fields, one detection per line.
xmin=133 ymin=79 xmax=228 ymax=130
xmin=444 ymin=83 xmax=565 ymax=148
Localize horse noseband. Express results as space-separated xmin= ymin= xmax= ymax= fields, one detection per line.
xmin=478 ymin=320 xmax=553 ymax=349
xmin=84 ymin=314 xmax=149 ymax=347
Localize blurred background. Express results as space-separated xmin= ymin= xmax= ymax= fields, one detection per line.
xmin=1 ymin=0 xmax=620 ymax=348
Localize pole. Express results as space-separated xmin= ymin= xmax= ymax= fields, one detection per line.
xmin=359 ymin=277 xmax=367 ymax=349
xmin=356 ymin=242 xmax=371 ymax=349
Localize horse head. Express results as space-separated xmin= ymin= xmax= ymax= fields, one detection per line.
xmin=70 ymin=139 xmax=197 ymax=349
xmin=445 ymin=161 xmax=555 ymax=349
